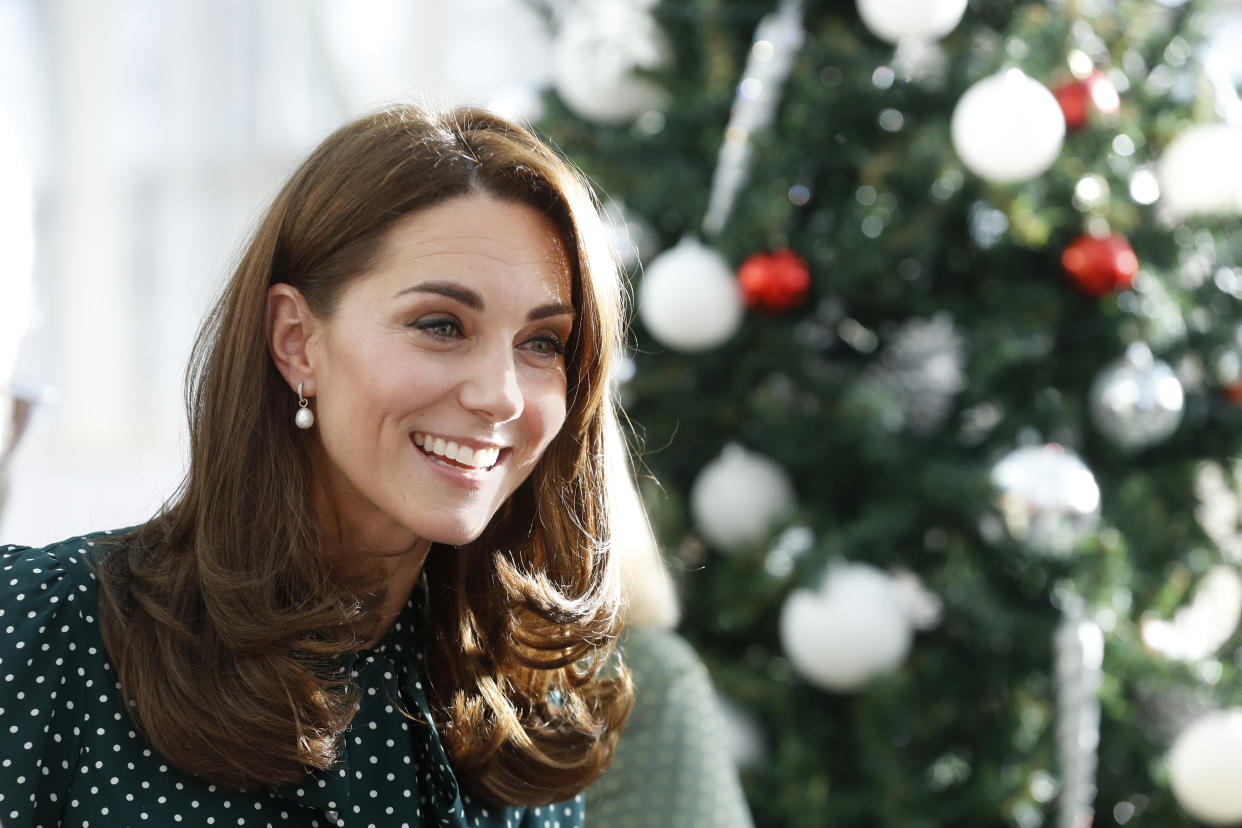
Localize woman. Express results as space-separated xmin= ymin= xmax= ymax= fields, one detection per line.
xmin=0 ymin=105 xmax=632 ymax=827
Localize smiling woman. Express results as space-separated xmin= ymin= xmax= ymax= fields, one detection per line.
xmin=0 ymin=106 xmax=633 ymax=827
xmin=269 ymin=195 xmax=578 ymax=561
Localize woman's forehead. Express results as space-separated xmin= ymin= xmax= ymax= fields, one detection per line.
xmin=358 ymin=194 xmax=576 ymax=304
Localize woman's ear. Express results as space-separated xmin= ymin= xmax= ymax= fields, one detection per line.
xmin=266 ymin=283 xmax=321 ymax=395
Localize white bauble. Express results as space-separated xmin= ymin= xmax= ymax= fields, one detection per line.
xmin=690 ymin=443 xmax=795 ymax=551
xmin=1168 ymin=709 xmax=1242 ymax=825
xmin=1143 ymin=565 xmax=1242 ymax=662
xmin=639 ymin=236 xmax=743 ymax=352
xmin=856 ymin=0 xmax=968 ymax=44
xmin=951 ymin=69 xmax=1066 ymax=183
xmin=780 ymin=563 xmax=913 ymax=692
xmin=553 ymin=2 xmax=668 ymax=125
xmin=991 ymin=444 xmax=1101 ymax=556
xmin=1158 ymin=124 xmax=1242 ymax=219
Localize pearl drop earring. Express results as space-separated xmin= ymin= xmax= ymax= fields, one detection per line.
xmin=295 ymin=381 xmax=315 ymax=429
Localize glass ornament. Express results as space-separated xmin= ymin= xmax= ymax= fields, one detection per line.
xmin=991 ymin=443 xmax=1101 ymax=555
xmin=1089 ymin=343 xmax=1184 ymax=451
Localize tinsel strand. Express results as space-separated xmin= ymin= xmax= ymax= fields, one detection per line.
xmin=700 ymin=0 xmax=804 ymax=237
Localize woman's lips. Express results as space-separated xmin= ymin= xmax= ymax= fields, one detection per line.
xmin=412 ymin=432 xmax=502 ymax=470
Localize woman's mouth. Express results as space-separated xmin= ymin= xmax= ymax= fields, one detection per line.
xmin=412 ymin=432 xmax=502 ymax=471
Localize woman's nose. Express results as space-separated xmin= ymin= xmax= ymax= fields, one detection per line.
xmin=458 ymin=345 xmax=523 ymax=424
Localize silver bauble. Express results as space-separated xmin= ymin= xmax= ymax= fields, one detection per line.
xmin=991 ymin=444 xmax=1101 ymax=556
xmin=1090 ymin=343 xmax=1184 ymax=451
xmin=861 ymin=313 xmax=966 ymax=436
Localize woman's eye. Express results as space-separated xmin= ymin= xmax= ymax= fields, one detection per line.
xmin=525 ymin=334 xmax=567 ymax=357
xmin=411 ymin=317 xmax=462 ymax=339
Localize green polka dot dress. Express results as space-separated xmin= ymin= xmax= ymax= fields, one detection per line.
xmin=0 ymin=533 xmax=584 ymax=828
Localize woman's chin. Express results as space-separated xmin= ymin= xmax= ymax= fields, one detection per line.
xmin=419 ymin=519 xmax=491 ymax=549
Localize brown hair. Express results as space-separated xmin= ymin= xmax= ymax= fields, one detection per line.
xmin=95 ymin=105 xmax=632 ymax=805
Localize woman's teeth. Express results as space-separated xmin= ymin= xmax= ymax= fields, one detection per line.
xmin=412 ymin=433 xmax=500 ymax=470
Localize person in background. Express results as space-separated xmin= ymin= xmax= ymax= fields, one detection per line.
xmin=588 ymin=413 xmax=756 ymax=828
xmin=0 ymin=392 xmax=33 ymax=515
xmin=0 ymin=104 xmax=634 ymax=827
xmin=0 ymin=99 xmax=37 ymax=522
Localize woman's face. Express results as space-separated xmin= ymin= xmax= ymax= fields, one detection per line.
xmin=305 ymin=193 xmax=575 ymax=551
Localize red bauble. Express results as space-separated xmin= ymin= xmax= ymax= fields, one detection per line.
xmin=1053 ymin=71 xmax=1120 ymax=131
xmin=1061 ymin=233 xmax=1138 ymax=296
xmin=737 ymin=248 xmax=810 ymax=313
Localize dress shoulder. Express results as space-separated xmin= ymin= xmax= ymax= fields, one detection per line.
xmin=0 ymin=533 xmax=112 ymax=828
xmin=1 ymin=533 xmax=109 ymax=627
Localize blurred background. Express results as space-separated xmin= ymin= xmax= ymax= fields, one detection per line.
xmin=4 ymin=0 xmax=1242 ymax=825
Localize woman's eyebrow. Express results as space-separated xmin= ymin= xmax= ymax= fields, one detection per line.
xmin=395 ymin=280 xmax=482 ymax=309
xmin=396 ymin=280 xmax=575 ymax=322
xmin=528 ymin=302 xmax=575 ymax=322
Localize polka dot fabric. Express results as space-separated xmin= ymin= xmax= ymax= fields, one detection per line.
xmin=0 ymin=534 xmax=584 ymax=828
xmin=586 ymin=628 xmax=754 ymax=828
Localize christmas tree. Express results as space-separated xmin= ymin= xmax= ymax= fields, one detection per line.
xmin=535 ymin=0 xmax=1242 ymax=825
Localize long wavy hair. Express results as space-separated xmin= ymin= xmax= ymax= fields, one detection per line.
xmin=95 ymin=105 xmax=633 ymax=805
